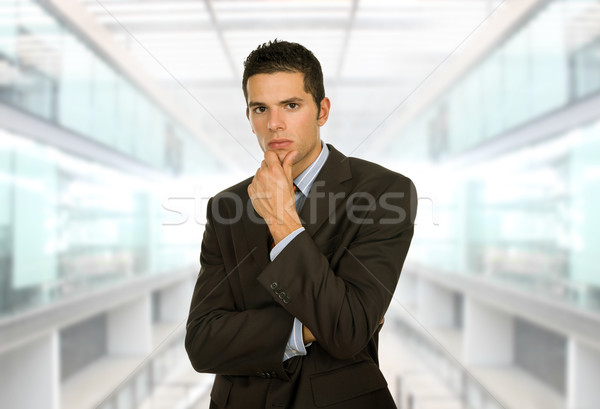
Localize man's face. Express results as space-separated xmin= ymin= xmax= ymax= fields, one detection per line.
xmin=246 ymin=71 xmax=330 ymax=178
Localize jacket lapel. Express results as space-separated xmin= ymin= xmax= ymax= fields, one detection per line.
xmin=298 ymin=144 xmax=352 ymax=238
xmin=241 ymin=144 xmax=352 ymax=272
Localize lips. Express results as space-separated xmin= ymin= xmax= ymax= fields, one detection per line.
xmin=268 ymin=139 xmax=293 ymax=149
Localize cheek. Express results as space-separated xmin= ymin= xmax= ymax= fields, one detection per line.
xmin=299 ymin=115 xmax=317 ymax=132
xmin=250 ymin=116 xmax=263 ymax=129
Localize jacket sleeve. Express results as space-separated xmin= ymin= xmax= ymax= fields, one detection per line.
xmin=185 ymin=197 xmax=295 ymax=379
xmin=256 ymin=176 xmax=417 ymax=360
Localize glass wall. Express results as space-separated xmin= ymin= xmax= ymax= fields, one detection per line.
xmin=0 ymin=0 xmax=220 ymax=175
xmin=388 ymin=0 xmax=600 ymax=162
xmin=0 ymin=129 xmax=203 ymax=318
xmin=0 ymin=0 xmax=225 ymax=318
xmin=412 ymin=117 xmax=600 ymax=312
xmin=389 ymin=0 xmax=600 ymax=313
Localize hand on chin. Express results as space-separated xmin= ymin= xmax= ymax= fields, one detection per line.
xmin=266 ymin=147 xmax=289 ymax=163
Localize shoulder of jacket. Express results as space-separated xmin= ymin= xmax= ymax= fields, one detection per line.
xmin=346 ymin=156 xmax=412 ymax=186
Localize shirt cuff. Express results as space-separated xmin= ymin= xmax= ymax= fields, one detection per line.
xmin=283 ymin=317 xmax=309 ymax=362
xmin=269 ymin=227 xmax=305 ymax=261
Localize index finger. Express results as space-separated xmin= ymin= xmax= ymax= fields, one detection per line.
xmin=264 ymin=150 xmax=281 ymax=166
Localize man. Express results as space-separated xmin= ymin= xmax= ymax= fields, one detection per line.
xmin=186 ymin=40 xmax=417 ymax=409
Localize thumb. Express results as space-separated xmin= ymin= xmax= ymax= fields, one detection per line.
xmin=282 ymin=150 xmax=298 ymax=179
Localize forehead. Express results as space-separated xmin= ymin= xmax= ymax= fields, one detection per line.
xmin=246 ymin=71 xmax=308 ymax=102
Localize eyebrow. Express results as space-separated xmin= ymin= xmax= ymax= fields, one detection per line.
xmin=247 ymin=97 xmax=305 ymax=108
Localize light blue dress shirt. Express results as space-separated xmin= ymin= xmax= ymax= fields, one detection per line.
xmin=269 ymin=141 xmax=330 ymax=361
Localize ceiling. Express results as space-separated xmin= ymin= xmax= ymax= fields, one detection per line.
xmin=77 ymin=0 xmax=500 ymax=170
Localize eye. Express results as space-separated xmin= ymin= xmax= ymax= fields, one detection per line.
xmin=253 ymin=106 xmax=266 ymax=114
xmin=287 ymin=103 xmax=299 ymax=110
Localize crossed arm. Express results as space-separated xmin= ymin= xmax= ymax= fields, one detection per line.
xmin=185 ymin=175 xmax=416 ymax=377
xmin=186 ymin=150 xmax=416 ymax=377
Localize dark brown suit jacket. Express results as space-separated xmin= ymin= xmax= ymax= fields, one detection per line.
xmin=186 ymin=144 xmax=417 ymax=408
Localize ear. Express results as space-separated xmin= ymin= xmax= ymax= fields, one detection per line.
xmin=317 ymin=97 xmax=331 ymax=127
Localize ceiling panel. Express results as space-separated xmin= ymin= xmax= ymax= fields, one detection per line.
xmin=78 ymin=0 xmax=493 ymax=167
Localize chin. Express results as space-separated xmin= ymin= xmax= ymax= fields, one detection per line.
xmin=275 ymin=151 xmax=287 ymax=162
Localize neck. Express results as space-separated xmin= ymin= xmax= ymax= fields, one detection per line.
xmin=292 ymin=141 xmax=322 ymax=179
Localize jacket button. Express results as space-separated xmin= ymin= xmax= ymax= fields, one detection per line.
xmin=283 ymin=296 xmax=291 ymax=304
xmin=278 ymin=291 xmax=286 ymax=299
xmin=270 ymin=282 xmax=278 ymax=289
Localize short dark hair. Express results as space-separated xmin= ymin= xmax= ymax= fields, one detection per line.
xmin=242 ymin=39 xmax=325 ymax=109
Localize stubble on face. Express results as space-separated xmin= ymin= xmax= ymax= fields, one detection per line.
xmin=246 ymin=72 xmax=328 ymax=178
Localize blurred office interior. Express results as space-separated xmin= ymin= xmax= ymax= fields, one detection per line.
xmin=0 ymin=0 xmax=599 ymax=408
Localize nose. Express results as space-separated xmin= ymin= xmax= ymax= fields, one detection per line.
xmin=268 ymin=109 xmax=285 ymax=131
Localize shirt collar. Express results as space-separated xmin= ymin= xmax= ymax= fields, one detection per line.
xmin=293 ymin=141 xmax=329 ymax=197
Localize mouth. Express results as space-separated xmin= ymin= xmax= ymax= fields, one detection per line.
xmin=268 ymin=139 xmax=293 ymax=150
